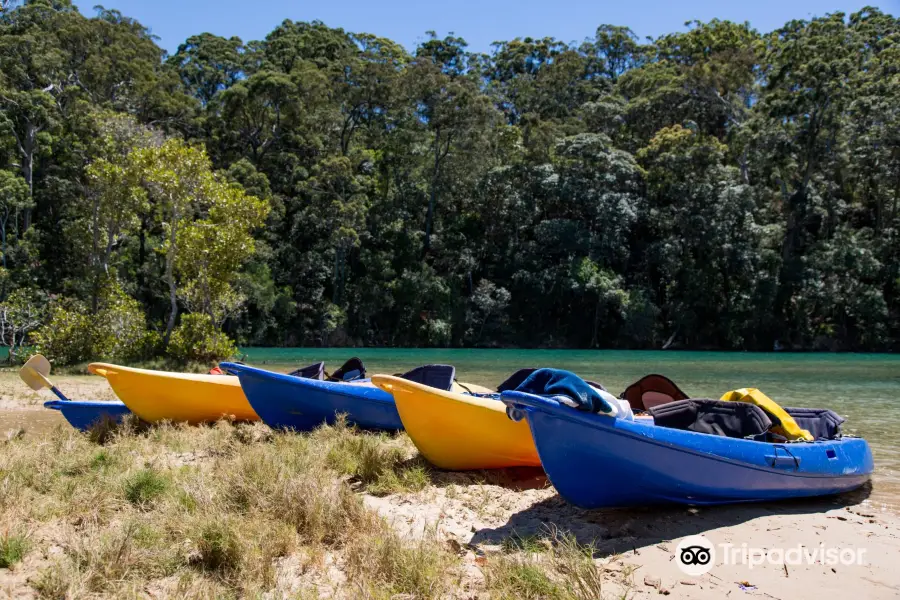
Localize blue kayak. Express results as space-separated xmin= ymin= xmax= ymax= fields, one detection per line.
xmin=221 ymin=362 xmax=455 ymax=432
xmin=502 ymin=391 xmax=874 ymax=508
xmin=45 ymin=400 xmax=131 ymax=432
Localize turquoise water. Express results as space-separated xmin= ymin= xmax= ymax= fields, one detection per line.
xmin=241 ymin=348 xmax=900 ymax=502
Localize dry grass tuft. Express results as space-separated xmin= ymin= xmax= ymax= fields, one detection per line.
xmin=321 ymin=417 xmax=433 ymax=495
xmin=123 ymin=467 xmax=170 ymax=506
xmin=345 ymin=520 xmax=460 ymax=599
xmin=189 ymin=519 xmax=242 ymax=576
xmin=485 ymin=529 xmax=603 ymax=600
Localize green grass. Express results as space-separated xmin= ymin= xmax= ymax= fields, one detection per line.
xmin=501 ymin=532 xmax=552 ymax=554
xmin=123 ymin=468 xmax=169 ymax=506
xmin=90 ymin=449 xmax=116 ymax=471
xmin=0 ymin=531 xmax=28 ymax=568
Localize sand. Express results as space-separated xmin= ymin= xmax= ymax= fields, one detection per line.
xmin=364 ymin=471 xmax=900 ymax=599
xmin=2 ymin=372 xmax=899 ymax=599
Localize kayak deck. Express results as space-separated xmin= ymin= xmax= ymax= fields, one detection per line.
xmin=372 ymin=375 xmax=540 ymax=470
xmin=89 ymin=363 xmax=258 ymax=424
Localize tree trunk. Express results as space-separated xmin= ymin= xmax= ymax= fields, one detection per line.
xmin=90 ymin=197 xmax=101 ymax=313
xmin=662 ymin=331 xmax=677 ymax=350
xmin=0 ymin=207 xmax=7 ymax=269
xmin=204 ymin=278 xmax=216 ymax=325
xmin=774 ymin=186 xmax=806 ymax=338
xmin=21 ymin=123 xmax=36 ymax=231
xmin=162 ymin=207 xmax=179 ymax=347
xmin=424 ymin=128 xmax=440 ymax=255
xmin=137 ymin=215 xmax=147 ymax=296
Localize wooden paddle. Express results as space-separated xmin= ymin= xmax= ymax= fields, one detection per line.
xmin=19 ymin=354 xmax=68 ymax=401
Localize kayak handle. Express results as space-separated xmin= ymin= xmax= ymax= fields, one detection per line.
xmin=501 ymin=390 xmax=565 ymax=414
xmin=88 ymin=365 xmax=111 ymax=377
xmin=219 ymin=362 xmax=245 ymax=376
xmin=766 ymin=445 xmax=801 ymax=470
xmin=506 ymin=406 xmax=526 ymax=423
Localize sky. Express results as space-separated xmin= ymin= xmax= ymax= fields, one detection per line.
xmin=71 ymin=0 xmax=900 ymax=55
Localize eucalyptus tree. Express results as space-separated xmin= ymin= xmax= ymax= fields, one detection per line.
xmin=408 ymin=33 xmax=497 ymax=254
xmin=168 ymin=33 xmax=247 ymax=105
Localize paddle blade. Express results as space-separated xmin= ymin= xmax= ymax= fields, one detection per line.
xmin=20 ymin=354 xmax=53 ymax=391
xmin=24 ymin=354 xmax=52 ymax=378
xmin=19 ymin=364 xmax=51 ymax=391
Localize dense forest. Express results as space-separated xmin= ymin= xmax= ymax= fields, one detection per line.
xmin=0 ymin=0 xmax=898 ymax=363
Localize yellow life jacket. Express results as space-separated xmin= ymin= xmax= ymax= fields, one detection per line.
xmin=720 ymin=388 xmax=814 ymax=442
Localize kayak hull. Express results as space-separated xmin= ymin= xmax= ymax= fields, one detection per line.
xmin=372 ymin=375 xmax=540 ymax=470
xmin=502 ymin=391 xmax=873 ymax=508
xmin=88 ymin=363 xmax=257 ymax=424
xmin=44 ymin=400 xmax=131 ymax=431
xmin=221 ymin=363 xmax=402 ymax=432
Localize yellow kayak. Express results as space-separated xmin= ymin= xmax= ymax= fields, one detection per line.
xmin=88 ymin=363 xmax=258 ymax=424
xmin=371 ymin=374 xmax=540 ymax=470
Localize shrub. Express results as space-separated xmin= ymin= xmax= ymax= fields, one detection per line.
xmin=32 ymin=301 xmax=94 ymax=366
xmin=32 ymin=281 xmax=158 ymax=365
xmin=166 ymin=313 xmax=237 ymax=364
xmin=422 ymin=318 xmax=452 ymax=347
xmin=92 ymin=283 xmax=159 ymax=362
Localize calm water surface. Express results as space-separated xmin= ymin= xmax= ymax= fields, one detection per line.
xmin=242 ymin=348 xmax=900 ymax=505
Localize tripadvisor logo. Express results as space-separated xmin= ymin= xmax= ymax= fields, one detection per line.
xmin=676 ymin=535 xmax=716 ymax=576
xmin=675 ymin=535 xmax=868 ymax=577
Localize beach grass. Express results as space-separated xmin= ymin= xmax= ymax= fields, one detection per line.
xmin=485 ymin=529 xmax=605 ymax=600
xmin=0 ymin=413 xmax=618 ymax=599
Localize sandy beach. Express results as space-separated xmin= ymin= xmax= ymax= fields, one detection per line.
xmin=1 ymin=372 xmax=898 ymax=599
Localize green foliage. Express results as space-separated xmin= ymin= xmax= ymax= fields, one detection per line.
xmin=31 ymin=302 xmax=94 ymax=366
xmin=166 ymin=313 xmax=237 ymax=364
xmin=33 ymin=281 xmax=158 ymax=365
xmin=0 ymin=4 xmax=898 ymax=352
xmin=92 ymin=282 xmax=160 ymax=362
xmin=0 ymin=170 xmax=30 ymax=269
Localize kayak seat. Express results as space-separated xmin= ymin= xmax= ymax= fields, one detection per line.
xmin=329 ymin=357 xmax=366 ymax=382
xmin=496 ymin=368 xmax=538 ymax=392
xmin=720 ymin=388 xmax=814 ymax=441
xmin=397 ymin=364 xmax=456 ymax=392
xmin=648 ymin=399 xmax=772 ymax=439
xmin=288 ymin=362 xmax=326 ymax=380
xmin=784 ymin=407 xmax=844 ymax=440
xmin=621 ymin=374 xmax=690 ymax=411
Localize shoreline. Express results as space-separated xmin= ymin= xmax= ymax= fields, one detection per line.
xmin=2 ymin=372 xmax=900 ymax=508
xmin=3 ymin=347 xmax=900 ymax=367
